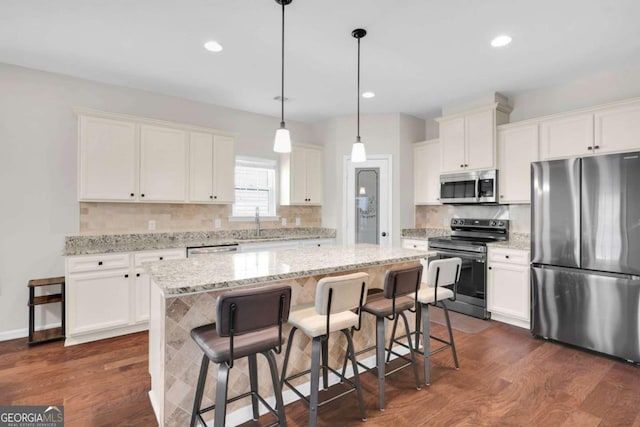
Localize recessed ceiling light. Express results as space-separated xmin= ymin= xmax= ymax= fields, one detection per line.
xmin=203 ymin=40 xmax=223 ymax=52
xmin=491 ymin=35 xmax=512 ymax=48
xmin=362 ymin=91 xmax=375 ymax=99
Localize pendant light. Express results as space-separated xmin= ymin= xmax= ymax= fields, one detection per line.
xmin=273 ymin=0 xmax=293 ymax=153
xmin=351 ymin=28 xmax=367 ymax=163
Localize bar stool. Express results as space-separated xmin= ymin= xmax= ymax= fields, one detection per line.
xmin=348 ymin=264 xmax=423 ymax=411
xmin=190 ymin=285 xmax=291 ymax=427
xmin=408 ymin=257 xmax=462 ymax=386
xmin=280 ymin=272 xmax=368 ymax=427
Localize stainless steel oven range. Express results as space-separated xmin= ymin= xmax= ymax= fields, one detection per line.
xmin=428 ymin=218 xmax=509 ymax=319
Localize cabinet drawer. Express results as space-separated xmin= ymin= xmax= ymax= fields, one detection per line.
xmin=67 ymin=253 xmax=130 ymax=273
xmin=402 ymin=239 xmax=429 ymax=251
xmin=488 ymin=248 xmax=529 ymax=265
xmin=134 ymin=248 xmax=186 ymax=267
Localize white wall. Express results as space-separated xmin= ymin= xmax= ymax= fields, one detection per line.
xmin=0 ymin=63 xmax=316 ymax=338
xmin=314 ymin=113 xmax=425 ymax=246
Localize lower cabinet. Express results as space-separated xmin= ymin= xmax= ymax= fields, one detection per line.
xmin=487 ymin=247 xmax=530 ymax=329
xmin=65 ymin=248 xmax=185 ymax=346
xmin=401 ymin=239 xmax=430 ymax=272
xmin=239 ymin=238 xmax=336 ymax=252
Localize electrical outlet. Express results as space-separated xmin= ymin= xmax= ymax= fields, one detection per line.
xmin=214 ymin=219 xmax=221 ymax=229
xmin=295 ymin=217 xmax=301 ymax=226
xmin=281 ymin=218 xmax=287 ymax=226
xmin=148 ymin=220 xmax=156 ymax=231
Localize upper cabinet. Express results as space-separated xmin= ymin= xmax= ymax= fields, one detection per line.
xmin=280 ymin=144 xmax=323 ymax=205
xmin=78 ymin=116 xmax=138 ymax=201
xmin=139 ymin=125 xmax=188 ymax=202
xmin=414 ymin=139 xmax=441 ymax=205
xmin=497 ymin=123 xmax=539 ymax=204
xmin=189 ymin=133 xmax=235 ymax=203
xmin=539 ymin=98 xmax=640 ymax=160
xmin=438 ymin=103 xmax=512 ymax=174
xmin=77 ymin=110 xmax=235 ymax=204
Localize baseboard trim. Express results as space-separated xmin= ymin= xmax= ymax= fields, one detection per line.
xmin=0 ymin=323 xmax=62 ymax=342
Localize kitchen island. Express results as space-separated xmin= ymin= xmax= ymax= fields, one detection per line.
xmin=146 ymin=244 xmax=432 ymax=426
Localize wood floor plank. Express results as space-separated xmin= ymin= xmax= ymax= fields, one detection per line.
xmin=0 ymin=321 xmax=638 ymax=427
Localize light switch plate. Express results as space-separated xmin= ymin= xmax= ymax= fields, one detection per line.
xmin=295 ymin=217 xmax=301 ymax=226
xmin=281 ymin=218 xmax=287 ymax=226
xmin=148 ymin=220 xmax=156 ymax=231
xmin=214 ymin=219 xmax=221 ymax=229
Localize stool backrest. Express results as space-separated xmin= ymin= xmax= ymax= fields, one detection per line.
xmin=216 ymin=285 xmax=291 ymax=337
xmin=383 ymin=264 xmax=423 ymax=299
xmin=315 ymin=272 xmax=369 ymax=315
xmin=425 ymin=258 xmax=461 ymax=288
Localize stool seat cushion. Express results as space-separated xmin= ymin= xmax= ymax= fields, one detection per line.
xmin=410 ymin=286 xmax=454 ymax=304
xmin=362 ymin=293 xmax=415 ymax=317
xmin=191 ymin=323 xmax=281 ymax=364
xmin=288 ymin=303 xmax=359 ymax=338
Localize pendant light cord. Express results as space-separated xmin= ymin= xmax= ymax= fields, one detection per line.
xmin=280 ymin=1 xmax=285 ymax=127
xmin=356 ymin=35 xmax=360 ymax=141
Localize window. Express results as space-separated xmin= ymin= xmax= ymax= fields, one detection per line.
xmin=232 ymin=158 xmax=277 ymax=217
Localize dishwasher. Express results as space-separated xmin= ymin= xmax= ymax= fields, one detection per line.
xmin=186 ymin=243 xmax=239 ymax=257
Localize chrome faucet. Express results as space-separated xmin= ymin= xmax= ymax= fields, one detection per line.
xmin=255 ymin=206 xmax=261 ymax=237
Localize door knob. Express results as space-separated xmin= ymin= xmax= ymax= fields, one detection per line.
xmin=381 ymin=232 xmax=387 ymax=237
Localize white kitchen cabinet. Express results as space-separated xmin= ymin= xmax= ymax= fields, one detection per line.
xmin=401 ymin=239 xmax=430 ymax=273
xmin=594 ymin=100 xmax=640 ymax=154
xmin=299 ymin=238 xmax=337 ymax=247
xmin=497 ymin=123 xmax=539 ymax=204
xmin=78 ymin=115 xmax=138 ymax=201
xmin=189 ymin=132 xmax=235 ymax=203
xmin=280 ymin=144 xmax=323 ymax=205
xmin=539 ymin=113 xmax=594 ymax=160
xmin=133 ymin=249 xmax=186 ymax=323
xmin=65 ymin=248 xmax=185 ymax=345
xmin=414 ymin=139 xmax=441 ymax=205
xmin=139 ymin=125 xmax=188 ymax=202
xmin=487 ymin=247 xmax=530 ymax=329
xmin=240 ymin=238 xmax=336 ymax=252
xmin=438 ymin=104 xmax=511 ymax=174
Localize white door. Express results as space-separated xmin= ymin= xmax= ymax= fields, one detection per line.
xmin=345 ymin=156 xmax=392 ymax=247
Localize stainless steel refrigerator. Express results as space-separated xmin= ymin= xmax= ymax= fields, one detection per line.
xmin=531 ymin=152 xmax=640 ymax=363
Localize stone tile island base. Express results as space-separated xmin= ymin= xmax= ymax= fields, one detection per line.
xmin=149 ymin=261 xmax=420 ymax=426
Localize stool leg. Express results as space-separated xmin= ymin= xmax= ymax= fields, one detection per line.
xmin=400 ymin=312 xmax=422 ymax=391
xmin=414 ymin=306 xmax=422 ymax=351
xmin=385 ymin=315 xmax=400 ymax=363
xmin=280 ymin=327 xmax=297 ymax=387
xmin=214 ymin=362 xmax=230 ymax=427
xmin=190 ymin=354 xmax=209 ymax=427
xmin=442 ymin=302 xmax=459 ymax=369
xmin=421 ymin=303 xmax=431 ymax=386
xmin=309 ymin=337 xmax=322 ymax=427
xmin=343 ymin=329 xmax=367 ymax=421
xmin=264 ymin=350 xmax=287 ymax=427
xmin=321 ymin=337 xmax=329 ymax=390
xmin=248 ymin=353 xmax=259 ymax=420
xmin=375 ymin=315 xmax=386 ymax=410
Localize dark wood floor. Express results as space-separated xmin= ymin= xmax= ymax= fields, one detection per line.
xmin=1 ymin=321 xmax=638 ymax=426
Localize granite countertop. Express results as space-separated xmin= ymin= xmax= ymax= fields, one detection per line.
xmin=64 ymin=227 xmax=336 ymax=256
xmin=145 ymin=244 xmax=432 ymax=295
xmin=401 ymin=228 xmax=450 ymax=240
xmin=487 ymin=232 xmax=530 ymax=251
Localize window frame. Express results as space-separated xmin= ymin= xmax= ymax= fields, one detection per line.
xmin=230 ymin=156 xmax=279 ymax=220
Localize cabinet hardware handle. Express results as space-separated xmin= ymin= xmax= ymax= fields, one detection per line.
xmin=594 ymin=145 xmax=600 ymax=149
xmin=488 ymin=266 xmax=492 ymax=270
xmin=460 ymin=164 xmax=464 ymax=168
xmin=130 ymin=193 xmax=135 ymax=197
xmin=124 ymin=274 xmax=129 ymax=278
xmin=136 ymin=273 xmax=140 ymax=277
xmin=500 ymin=195 xmax=504 ymax=198
xmin=381 ymin=232 xmax=387 ymax=237
xmin=317 ymin=244 xmax=321 ymax=247
xmin=464 ymin=164 xmax=468 ymax=167
xmin=214 ymin=195 xmax=217 ymax=199
xmin=98 ymin=261 xmax=103 ymax=266
xmin=210 ymin=195 xmax=213 ymax=199
xmin=587 ymin=146 xmax=593 ymax=150
xmin=505 ymin=255 xmax=510 ymax=259
xmin=159 ymin=257 xmax=164 ymax=260
xmin=141 ymin=193 xmax=145 ymax=197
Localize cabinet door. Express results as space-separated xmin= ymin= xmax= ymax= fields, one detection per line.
xmin=594 ymin=101 xmax=640 ymax=154
xmin=78 ymin=116 xmax=137 ymax=201
xmin=305 ymin=147 xmax=323 ymax=205
xmin=189 ymin=132 xmax=214 ymax=202
xmin=440 ymin=117 xmax=466 ymax=173
xmin=498 ymin=124 xmax=539 ymax=204
xmin=134 ymin=269 xmax=150 ymax=323
xmin=465 ymin=109 xmax=495 ymax=170
xmin=540 ymin=113 xmax=594 ymax=160
xmin=487 ymin=262 xmax=530 ymax=322
xmin=288 ymin=147 xmax=308 ymax=204
xmin=67 ymin=269 xmax=131 ymax=335
xmin=140 ymin=125 xmax=188 ymax=202
xmin=414 ymin=140 xmax=441 ymax=204
xmin=212 ymin=135 xmax=236 ymax=203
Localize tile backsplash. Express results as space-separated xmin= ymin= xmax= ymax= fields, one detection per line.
xmin=415 ymin=204 xmax=531 ymax=233
xmin=79 ymin=203 xmax=321 ymax=235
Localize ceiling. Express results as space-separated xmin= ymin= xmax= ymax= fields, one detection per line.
xmin=1 ymin=0 xmax=639 ymax=123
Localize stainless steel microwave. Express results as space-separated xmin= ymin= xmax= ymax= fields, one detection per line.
xmin=439 ymin=169 xmax=498 ymax=204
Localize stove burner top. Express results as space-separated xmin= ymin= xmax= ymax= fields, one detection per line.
xmin=428 ymin=218 xmax=509 ymax=253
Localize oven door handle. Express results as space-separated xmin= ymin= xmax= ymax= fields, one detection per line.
xmin=434 ymin=249 xmax=486 ymax=262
